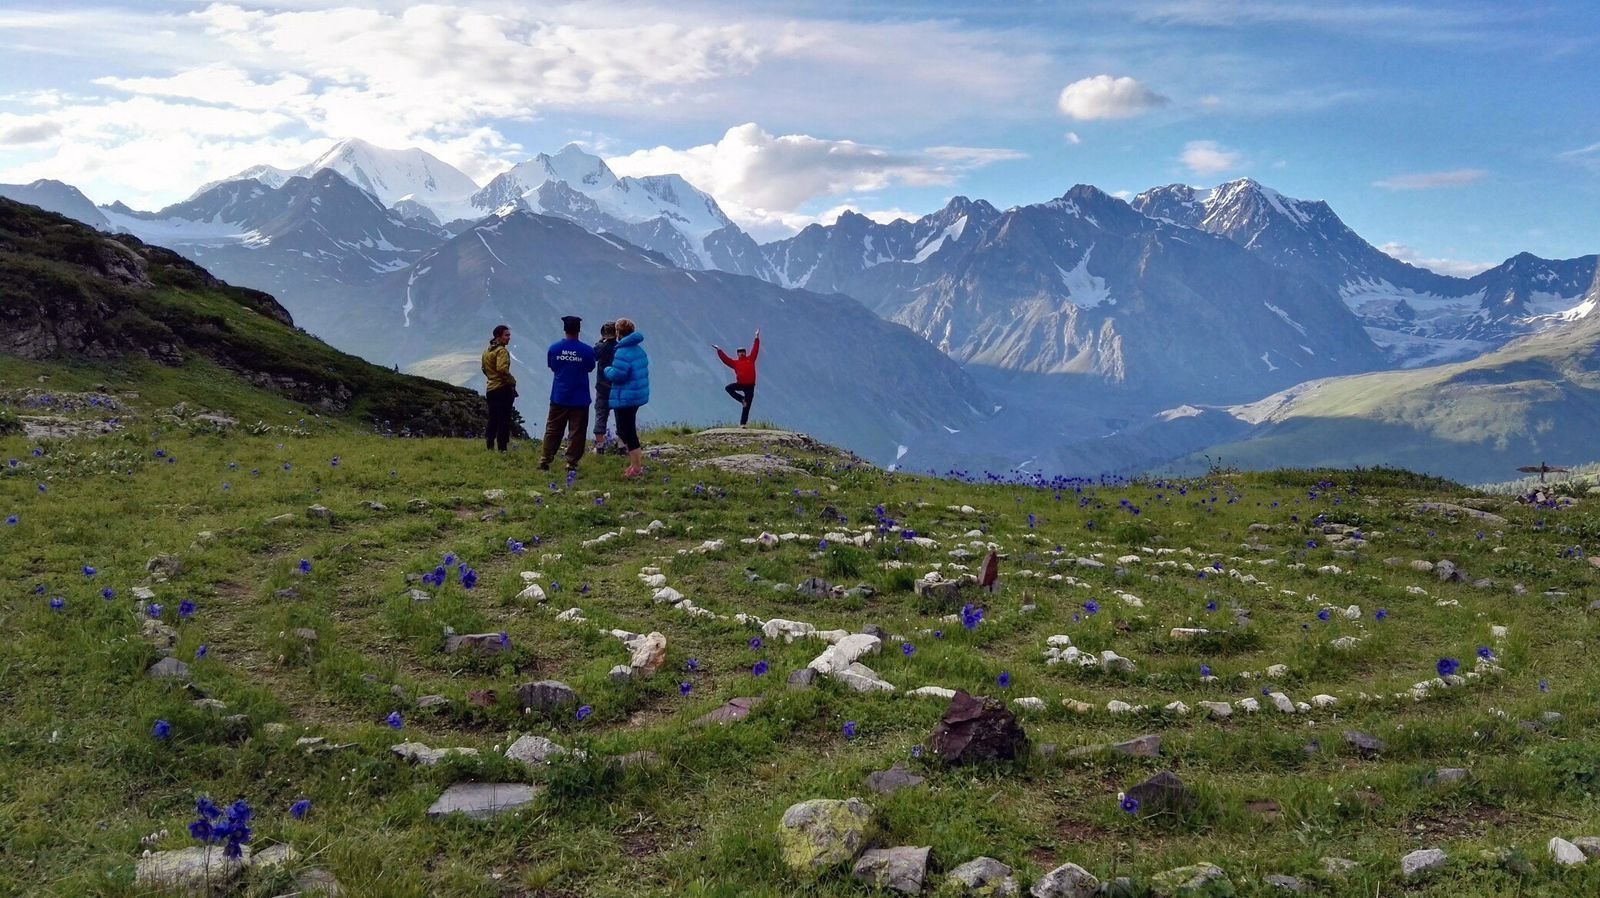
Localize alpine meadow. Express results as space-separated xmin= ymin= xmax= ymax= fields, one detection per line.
xmin=4 ymin=2 xmax=1600 ymax=897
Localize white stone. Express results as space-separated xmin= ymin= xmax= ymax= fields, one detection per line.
xmin=1269 ymin=692 xmax=1295 ymax=713
xmin=1549 ymin=838 xmax=1586 ymax=866
xmin=554 ymin=608 xmax=586 ymax=623
xmin=1491 ymin=625 xmax=1508 ymax=638
xmin=641 ymin=574 xmax=667 ymax=588
xmin=809 ymin=634 xmax=882 ymax=675
xmin=908 ymin=686 xmax=956 ymax=699
xmin=505 ymin=734 xmax=572 ymax=766
xmin=1330 ymin=636 xmax=1361 ymax=650
xmin=1106 ymin=700 xmax=1134 ymax=715
xmin=1117 ymin=555 xmax=1141 ymax=565
xmin=1170 ymin=628 xmax=1210 ymax=640
xmin=1100 ymin=651 xmax=1136 ymax=673
xmin=1046 ymin=634 xmax=1074 ymax=647
xmin=1012 ymin=697 xmax=1046 ymax=712
xmin=1343 ymin=605 xmax=1362 ymax=620
xmin=516 ymin=584 xmax=547 ymax=602
xmin=1401 ymin=848 xmax=1447 ymax=878
xmin=1199 ymin=701 xmax=1233 ymax=719
xmin=1312 ymin=694 xmax=1338 ymax=708
xmin=391 ymin=742 xmax=480 ymax=766
xmin=763 ymin=618 xmax=817 ymax=643
xmin=837 ymin=662 xmax=896 ymax=693
xmin=651 ymin=586 xmax=684 ymax=604
xmin=1164 ymin=701 xmax=1190 ymax=715
xmin=1238 ymin=698 xmax=1261 ymax=713
xmin=1062 ymin=699 xmax=1094 ymax=714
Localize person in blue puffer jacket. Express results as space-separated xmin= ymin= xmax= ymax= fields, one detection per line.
xmin=603 ymin=317 xmax=650 ymax=477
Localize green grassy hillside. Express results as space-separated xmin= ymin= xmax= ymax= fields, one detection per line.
xmin=4 ymin=383 xmax=1600 ymax=896
xmin=0 ymin=197 xmax=493 ymax=437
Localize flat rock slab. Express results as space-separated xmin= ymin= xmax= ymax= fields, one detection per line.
xmin=1410 ymin=502 xmax=1508 ymax=525
xmin=147 ymin=657 xmax=190 ymax=680
xmin=694 ymin=696 xmax=761 ymax=726
xmin=426 ymin=783 xmax=538 ymax=820
xmin=134 ymin=846 xmax=248 ymax=891
xmin=691 ymin=454 xmax=811 ymax=477
xmin=865 ymin=762 xmax=926 ymax=795
xmin=853 ymin=846 xmax=930 ymax=894
xmin=693 ymin=428 xmax=821 ymax=449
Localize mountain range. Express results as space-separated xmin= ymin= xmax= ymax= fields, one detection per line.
xmin=3 ymin=137 xmax=1596 ymax=479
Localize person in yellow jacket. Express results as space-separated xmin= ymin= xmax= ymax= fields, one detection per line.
xmin=481 ymin=324 xmax=517 ymax=451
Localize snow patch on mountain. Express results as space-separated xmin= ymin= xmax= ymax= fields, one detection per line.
xmin=1264 ymin=302 xmax=1307 ymax=336
xmin=1055 ymin=246 xmax=1114 ymax=308
xmin=911 ymin=215 xmax=967 ymax=263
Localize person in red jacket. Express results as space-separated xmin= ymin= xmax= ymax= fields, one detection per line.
xmin=714 ymin=328 xmax=760 ymax=426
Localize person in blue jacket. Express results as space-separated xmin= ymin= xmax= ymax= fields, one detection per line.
xmin=603 ymin=317 xmax=650 ymax=478
xmin=538 ymin=315 xmax=596 ymax=474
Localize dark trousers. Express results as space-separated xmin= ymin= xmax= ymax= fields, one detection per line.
xmin=614 ymin=406 xmax=641 ymax=451
xmin=725 ymin=382 xmax=755 ymax=425
xmin=593 ymin=385 xmax=612 ymax=438
xmin=540 ymin=403 xmax=589 ymax=469
xmin=485 ymin=387 xmax=515 ymax=451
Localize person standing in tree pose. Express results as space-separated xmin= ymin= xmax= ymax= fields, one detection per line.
xmin=714 ymin=327 xmax=760 ymax=426
xmin=481 ymin=324 xmax=516 ymax=452
xmin=603 ymin=318 xmax=650 ymax=478
xmin=538 ymin=315 xmax=596 ymax=474
xmin=592 ymin=321 xmax=618 ymax=451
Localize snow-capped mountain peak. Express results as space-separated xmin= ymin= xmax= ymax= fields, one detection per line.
xmin=536 ymin=144 xmax=618 ymax=190
xmin=302 ymin=138 xmax=479 ymax=213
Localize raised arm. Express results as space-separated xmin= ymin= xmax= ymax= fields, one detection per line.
xmin=715 ymin=346 xmax=735 ymax=368
xmin=748 ymin=332 xmax=760 ymax=362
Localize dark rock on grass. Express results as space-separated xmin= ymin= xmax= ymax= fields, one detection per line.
xmin=1344 ymin=730 xmax=1386 ymax=758
xmin=516 ymin=680 xmax=577 ymax=713
xmin=416 ymin=694 xmax=449 ymax=710
xmin=1264 ymin=874 xmax=1306 ymax=892
xmin=147 ymin=657 xmax=190 ymax=680
xmin=914 ymin=577 xmax=964 ymax=606
xmin=787 ymin=667 xmax=819 ymax=690
xmin=1125 ymin=771 xmax=1195 ymax=814
xmin=865 ymin=762 xmax=926 ymax=795
xmin=853 ymin=846 xmax=929 ymax=894
xmin=694 ymin=696 xmax=761 ymax=726
xmin=929 ymin=690 xmax=1027 ymax=764
xmin=797 ymin=577 xmax=833 ymax=599
xmin=1030 ymin=861 xmax=1099 ymax=898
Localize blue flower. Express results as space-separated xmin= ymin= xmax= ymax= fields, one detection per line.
xmin=576 ymin=704 xmax=594 ymax=721
xmin=385 ymin=711 xmax=403 ymax=729
xmin=685 ymin=658 xmax=700 ymax=671
xmin=282 ymin=463 xmax=291 ymax=471
xmin=997 ymin=670 xmax=1011 ymax=688
xmin=101 ymin=587 xmax=114 ymax=600
xmin=81 ymin=565 xmax=97 ymax=578
xmin=934 ymin=629 xmax=943 ymax=639
xmin=443 ymin=553 xmax=456 ymax=567
xmin=1306 ymin=539 xmax=1318 ymax=549
xmin=1375 ymin=608 xmax=1389 ymax=620
xmin=330 ymin=457 xmax=340 ymax=467
xmin=461 ymin=569 xmax=478 ymax=590
xmin=748 ymin=636 xmax=763 ymax=650
xmin=1199 ymin=664 xmax=1212 ymax=677
xmin=1120 ymin=795 xmax=1140 ymax=814
xmin=752 ymin=660 xmax=769 ymax=676
xmin=1027 ymin=513 xmax=1037 ymax=528
xmin=498 ymin=631 xmax=510 ymax=647
xmin=289 ymin=799 xmax=311 ymax=820
xmin=1084 ymin=600 xmax=1099 ymax=615
xmin=1317 ymin=609 xmax=1330 ymax=622
xmin=911 ymin=744 xmax=924 ymax=758
xmin=1436 ymin=657 xmax=1460 ymax=677
xmin=49 ymin=597 xmax=64 ymax=612
xmin=1205 ymin=600 xmax=1217 ymax=612
xmin=297 ymin=559 xmax=312 ymax=574
xmin=1476 ymin=646 xmax=1492 ymax=660
xmin=147 ymin=603 xmax=164 ymax=619
xmin=1539 ymin=679 xmax=1549 ymax=693
xmin=37 ymin=483 xmax=46 ymax=493
xmin=4 ymin=515 xmax=16 ymax=526
xmin=843 ymin=721 xmax=857 ymax=739
xmin=902 ymin=642 xmax=915 ymax=657
xmin=195 ymin=644 xmax=208 ymax=660
xmin=152 ymin=719 xmax=171 ymax=739
xmin=679 ymin=681 xmax=692 ymax=696
xmin=178 ymin=600 xmax=196 ymax=619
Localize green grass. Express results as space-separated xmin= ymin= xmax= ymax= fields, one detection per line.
xmin=4 ymin=384 xmax=1600 ymax=897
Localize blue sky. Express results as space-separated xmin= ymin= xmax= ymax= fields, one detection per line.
xmin=2 ymin=0 xmax=1597 ymax=272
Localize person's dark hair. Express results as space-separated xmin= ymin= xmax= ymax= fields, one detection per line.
xmin=492 ymin=324 xmax=510 ymax=340
xmin=737 ymin=347 xmax=747 ymax=356
xmin=600 ymin=321 xmax=617 ymax=337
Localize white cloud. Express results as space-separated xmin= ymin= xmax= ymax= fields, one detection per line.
xmin=1378 ymin=242 xmax=1495 ymax=278
xmin=1057 ymin=74 xmax=1169 ymax=120
xmin=0 ymin=116 xmax=61 ymax=146
xmin=1557 ymin=141 xmax=1600 ymax=171
xmin=1179 ymin=139 xmax=1242 ymax=175
xmin=1064 ymin=131 xmax=1082 ymax=145
xmin=607 ymin=123 xmax=1022 ymax=235
xmin=1372 ymin=168 xmax=1487 ymax=190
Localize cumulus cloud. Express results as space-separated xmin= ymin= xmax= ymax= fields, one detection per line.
xmin=607 ymin=123 xmax=1023 ymax=236
xmin=1378 ymin=242 xmax=1495 ymax=278
xmin=1371 ymin=168 xmax=1487 ymax=190
xmin=1179 ymin=139 xmax=1243 ymax=175
xmin=1057 ymin=75 xmax=1168 ymax=120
